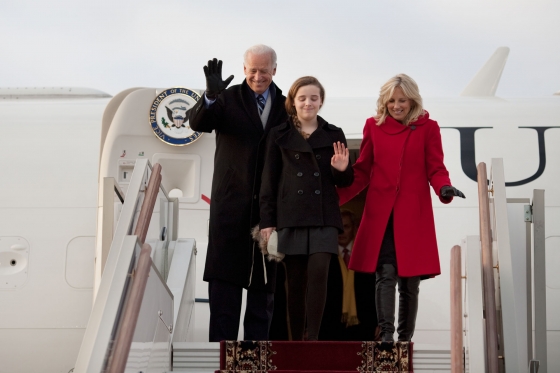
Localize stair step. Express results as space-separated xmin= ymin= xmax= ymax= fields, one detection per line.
xmin=217 ymin=371 xmax=369 ymax=373
xmin=171 ymin=342 xmax=452 ymax=372
xmin=219 ymin=341 xmax=412 ymax=372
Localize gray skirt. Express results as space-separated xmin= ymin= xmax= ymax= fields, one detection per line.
xmin=277 ymin=226 xmax=339 ymax=256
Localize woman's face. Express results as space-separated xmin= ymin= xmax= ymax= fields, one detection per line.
xmin=293 ymin=84 xmax=322 ymax=122
xmin=386 ymin=86 xmax=411 ymax=123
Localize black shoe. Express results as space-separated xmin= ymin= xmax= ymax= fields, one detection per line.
xmin=381 ymin=332 xmax=395 ymax=342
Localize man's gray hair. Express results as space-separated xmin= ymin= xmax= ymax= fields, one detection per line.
xmin=244 ymin=44 xmax=277 ymax=68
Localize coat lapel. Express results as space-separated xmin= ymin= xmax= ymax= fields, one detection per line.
xmin=239 ymin=80 xmax=284 ymax=134
xmin=275 ymin=122 xmax=313 ymax=153
xmin=239 ymin=80 xmax=265 ymax=132
xmin=264 ymin=83 xmax=282 ymax=132
xmin=308 ymin=116 xmax=338 ymax=149
xmin=379 ymin=116 xmax=409 ymax=135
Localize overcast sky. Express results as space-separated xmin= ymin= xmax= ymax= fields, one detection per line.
xmin=1 ymin=0 xmax=559 ymax=98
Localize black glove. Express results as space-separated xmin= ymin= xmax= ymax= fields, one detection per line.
xmin=440 ymin=185 xmax=466 ymax=199
xmin=203 ymin=58 xmax=234 ymax=99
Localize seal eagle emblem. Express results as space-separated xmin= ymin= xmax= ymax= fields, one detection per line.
xmin=149 ymin=88 xmax=203 ymax=146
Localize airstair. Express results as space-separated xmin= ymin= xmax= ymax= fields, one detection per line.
xmin=74 ymin=156 xmax=552 ymax=373
xmin=449 ymin=159 xmax=548 ymax=373
xmin=72 ymin=158 xmax=456 ymax=373
xmin=74 ymin=159 xmax=196 ymax=373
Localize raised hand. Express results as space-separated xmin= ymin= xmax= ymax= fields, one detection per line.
xmin=331 ymin=141 xmax=350 ymax=172
xmin=203 ymin=58 xmax=234 ymax=99
xmin=440 ymin=185 xmax=466 ymax=199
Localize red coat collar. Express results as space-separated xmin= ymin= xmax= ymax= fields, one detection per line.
xmin=379 ymin=111 xmax=430 ymax=135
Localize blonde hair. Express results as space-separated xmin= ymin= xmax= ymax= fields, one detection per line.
xmin=375 ymin=74 xmax=424 ymax=126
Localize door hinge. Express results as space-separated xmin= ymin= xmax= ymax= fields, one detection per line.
xmin=524 ymin=204 xmax=533 ymax=222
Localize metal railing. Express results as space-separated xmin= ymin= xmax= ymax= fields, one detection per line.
xmin=450 ymin=245 xmax=463 ymax=373
xmin=75 ymin=160 xmax=174 ymax=373
xmin=452 ymin=159 xmax=548 ymax=373
xmin=477 ymin=162 xmax=500 ymax=373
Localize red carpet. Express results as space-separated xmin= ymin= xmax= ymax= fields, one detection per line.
xmin=217 ymin=340 xmax=413 ymax=372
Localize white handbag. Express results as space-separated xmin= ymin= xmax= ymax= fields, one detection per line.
xmin=251 ymin=225 xmax=284 ymax=262
xmin=266 ymin=230 xmax=284 ymax=262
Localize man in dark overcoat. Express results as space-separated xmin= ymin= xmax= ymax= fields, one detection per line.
xmin=189 ymin=44 xmax=287 ymax=342
xmin=319 ymin=210 xmax=378 ymax=341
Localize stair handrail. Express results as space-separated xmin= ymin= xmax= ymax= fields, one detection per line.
xmin=450 ymin=245 xmax=463 ymax=373
xmin=106 ymin=244 xmax=153 ymax=373
xmin=75 ymin=159 xmax=173 ymax=373
xmin=105 ymin=163 xmax=162 ymax=373
xmin=133 ymin=163 xmax=163 ymax=245
xmin=477 ymin=162 xmax=500 ymax=373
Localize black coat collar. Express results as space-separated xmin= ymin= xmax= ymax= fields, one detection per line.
xmin=275 ymin=116 xmax=340 ymax=152
xmin=239 ymin=80 xmax=282 ymax=132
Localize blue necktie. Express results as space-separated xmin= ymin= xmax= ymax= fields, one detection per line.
xmin=257 ymin=94 xmax=266 ymax=115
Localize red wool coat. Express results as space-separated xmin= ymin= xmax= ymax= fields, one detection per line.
xmin=337 ymin=113 xmax=452 ymax=277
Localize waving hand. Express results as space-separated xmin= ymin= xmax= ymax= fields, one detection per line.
xmin=203 ymin=58 xmax=234 ymax=99
xmin=331 ymin=141 xmax=349 ymax=172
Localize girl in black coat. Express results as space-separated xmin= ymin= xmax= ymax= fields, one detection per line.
xmin=260 ymin=76 xmax=353 ymax=340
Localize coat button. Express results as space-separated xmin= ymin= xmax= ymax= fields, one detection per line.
xmin=314 ymin=172 xmax=320 ymax=177
xmin=298 ymin=190 xmax=304 ymax=195
xmin=297 ymin=172 xmax=303 ymax=177
xmin=295 ymin=154 xmax=300 ymax=159
xmin=315 ymin=154 xmax=321 ymax=159
xmin=315 ymin=190 xmax=321 ymax=195
xmin=410 ymin=125 xmax=416 ymax=130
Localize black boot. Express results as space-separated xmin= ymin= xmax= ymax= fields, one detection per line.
xmin=375 ymin=264 xmax=398 ymax=342
xmin=397 ymin=276 xmax=420 ymax=341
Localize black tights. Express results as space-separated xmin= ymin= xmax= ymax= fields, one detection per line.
xmin=283 ymin=253 xmax=331 ymax=341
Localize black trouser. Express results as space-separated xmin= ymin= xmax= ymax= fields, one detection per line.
xmin=375 ymin=264 xmax=420 ymax=342
xmin=283 ymin=253 xmax=331 ymax=341
xmin=208 ymin=279 xmax=274 ymax=342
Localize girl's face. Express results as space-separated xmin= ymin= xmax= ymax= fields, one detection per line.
xmin=293 ymin=84 xmax=322 ymax=122
xmin=387 ymin=86 xmax=411 ymax=123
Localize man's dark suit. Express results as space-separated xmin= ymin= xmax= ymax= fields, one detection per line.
xmin=189 ymin=79 xmax=287 ymax=340
xmin=319 ymin=253 xmax=378 ymax=341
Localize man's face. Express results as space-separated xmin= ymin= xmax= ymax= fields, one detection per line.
xmin=244 ymin=52 xmax=276 ymax=94
xmin=338 ymin=215 xmax=355 ymax=247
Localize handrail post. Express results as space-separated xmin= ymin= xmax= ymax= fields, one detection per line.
xmin=450 ymin=245 xmax=463 ymax=373
xmin=134 ymin=163 xmax=162 ymax=245
xmin=477 ymin=162 xmax=500 ymax=373
xmin=533 ymin=189 xmax=547 ymax=373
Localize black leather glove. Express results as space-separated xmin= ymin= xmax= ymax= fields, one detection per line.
xmin=203 ymin=58 xmax=234 ymax=99
xmin=440 ymin=185 xmax=466 ymax=199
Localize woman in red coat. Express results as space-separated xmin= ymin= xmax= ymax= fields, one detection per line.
xmin=337 ymin=74 xmax=465 ymax=342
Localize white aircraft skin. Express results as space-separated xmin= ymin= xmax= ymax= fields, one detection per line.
xmin=0 ymin=50 xmax=559 ymax=373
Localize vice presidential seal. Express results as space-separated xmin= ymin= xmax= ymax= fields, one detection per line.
xmin=149 ymin=88 xmax=203 ymax=146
